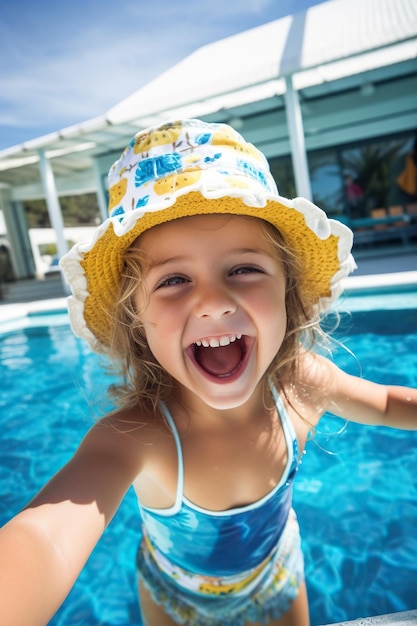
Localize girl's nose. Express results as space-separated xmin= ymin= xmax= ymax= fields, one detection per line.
xmin=194 ymin=283 xmax=237 ymax=319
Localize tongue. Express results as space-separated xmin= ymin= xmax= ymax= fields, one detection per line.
xmin=196 ymin=342 xmax=242 ymax=376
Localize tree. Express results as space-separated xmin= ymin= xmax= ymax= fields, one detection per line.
xmin=24 ymin=193 xmax=100 ymax=228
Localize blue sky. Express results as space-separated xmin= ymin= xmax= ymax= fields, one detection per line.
xmin=0 ymin=0 xmax=326 ymax=151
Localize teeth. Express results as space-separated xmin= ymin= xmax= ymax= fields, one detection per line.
xmin=195 ymin=334 xmax=242 ymax=348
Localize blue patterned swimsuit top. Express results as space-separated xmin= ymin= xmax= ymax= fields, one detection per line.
xmin=134 ymin=386 xmax=300 ymax=577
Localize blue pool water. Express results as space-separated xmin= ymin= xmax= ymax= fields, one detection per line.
xmin=0 ymin=309 xmax=416 ymax=625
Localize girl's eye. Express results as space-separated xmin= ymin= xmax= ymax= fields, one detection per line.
xmin=231 ymin=265 xmax=264 ymax=276
xmin=156 ymin=275 xmax=188 ymax=289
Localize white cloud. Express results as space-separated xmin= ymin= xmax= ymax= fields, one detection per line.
xmin=0 ymin=0 xmax=325 ymax=148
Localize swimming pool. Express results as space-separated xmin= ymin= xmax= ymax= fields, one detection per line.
xmin=0 ymin=304 xmax=416 ymax=625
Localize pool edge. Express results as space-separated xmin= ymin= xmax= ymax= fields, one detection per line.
xmin=322 ymin=609 xmax=417 ymax=625
xmin=0 ymin=297 xmax=68 ymax=324
xmin=342 ymin=270 xmax=417 ymax=295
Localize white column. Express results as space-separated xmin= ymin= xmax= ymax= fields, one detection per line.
xmin=38 ymin=149 xmax=68 ymax=259
xmin=284 ymin=75 xmax=312 ymax=200
xmin=37 ymin=149 xmax=70 ymax=292
xmin=92 ymin=157 xmax=109 ymax=223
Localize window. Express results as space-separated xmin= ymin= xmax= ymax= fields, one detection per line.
xmin=308 ymin=150 xmax=345 ymax=217
xmin=269 ymin=155 xmax=296 ymax=199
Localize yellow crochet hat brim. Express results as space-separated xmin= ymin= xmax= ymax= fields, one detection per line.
xmin=72 ymin=191 xmax=352 ymax=351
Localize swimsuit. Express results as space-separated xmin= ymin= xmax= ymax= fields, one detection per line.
xmin=135 ymin=386 xmax=304 ymax=625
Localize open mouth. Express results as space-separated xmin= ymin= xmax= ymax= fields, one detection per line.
xmin=188 ymin=334 xmax=250 ymax=379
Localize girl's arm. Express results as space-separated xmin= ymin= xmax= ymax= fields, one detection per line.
xmin=0 ymin=417 xmax=142 ymax=626
xmin=300 ymin=352 xmax=417 ymax=429
xmin=327 ymin=364 xmax=417 ymax=429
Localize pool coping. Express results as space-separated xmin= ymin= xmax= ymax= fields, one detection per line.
xmin=342 ymin=270 xmax=417 ymax=294
xmin=322 ymin=610 xmax=417 ymax=625
xmin=0 ymin=296 xmax=68 ymax=323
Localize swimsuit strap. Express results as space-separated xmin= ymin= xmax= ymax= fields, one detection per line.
xmin=270 ymin=383 xmax=299 ymax=461
xmin=156 ymin=386 xmax=298 ymax=516
xmin=159 ymin=402 xmax=184 ymax=515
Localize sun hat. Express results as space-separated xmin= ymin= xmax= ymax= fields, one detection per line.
xmin=60 ymin=118 xmax=355 ymax=353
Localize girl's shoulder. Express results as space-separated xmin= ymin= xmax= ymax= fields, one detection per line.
xmin=91 ymin=404 xmax=181 ymax=506
xmin=282 ymin=351 xmax=333 ymax=432
xmin=99 ymin=403 xmax=166 ymax=439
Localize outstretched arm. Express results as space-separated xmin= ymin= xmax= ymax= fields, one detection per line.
xmin=328 ymin=365 xmax=417 ymax=428
xmin=0 ymin=418 xmax=142 ymax=626
xmin=300 ymin=352 xmax=417 ymax=429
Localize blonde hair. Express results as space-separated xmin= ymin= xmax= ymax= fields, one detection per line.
xmin=105 ymin=217 xmax=326 ymax=414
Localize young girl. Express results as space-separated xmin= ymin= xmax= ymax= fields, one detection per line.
xmin=0 ymin=119 xmax=416 ymax=626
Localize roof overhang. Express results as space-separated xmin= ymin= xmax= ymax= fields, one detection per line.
xmin=0 ymin=0 xmax=416 ymax=190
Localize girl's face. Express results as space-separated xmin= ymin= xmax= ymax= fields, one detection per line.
xmin=136 ymin=214 xmax=287 ymax=413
